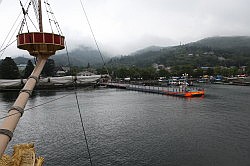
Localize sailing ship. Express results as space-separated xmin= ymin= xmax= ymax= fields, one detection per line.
xmin=0 ymin=0 xmax=65 ymax=165
xmin=0 ymin=74 xmax=101 ymax=91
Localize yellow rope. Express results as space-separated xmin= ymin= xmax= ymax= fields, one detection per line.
xmin=0 ymin=143 xmax=44 ymax=166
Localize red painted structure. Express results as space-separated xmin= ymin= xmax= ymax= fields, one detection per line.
xmin=17 ymin=32 xmax=65 ymax=56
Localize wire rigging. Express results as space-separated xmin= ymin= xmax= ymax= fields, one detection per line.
xmin=0 ymin=94 xmax=72 ymax=120
xmin=1 ymin=1 xmax=94 ymax=165
xmin=79 ymin=0 xmax=109 ymax=75
xmin=0 ymin=40 xmax=17 ymax=55
xmin=27 ymin=14 xmax=39 ymax=32
xmin=44 ymin=0 xmax=54 ymax=33
xmin=31 ymin=0 xmax=39 ymax=25
xmin=0 ymin=0 xmax=30 ymax=59
xmin=19 ymin=0 xmax=31 ymax=33
xmin=44 ymin=0 xmax=63 ymax=35
xmin=64 ymin=41 xmax=93 ymax=166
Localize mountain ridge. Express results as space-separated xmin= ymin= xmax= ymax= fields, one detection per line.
xmin=11 ymin=36 xmax=250 ymax=67
xmin=108 ymin=36 xmax=250 ymax=67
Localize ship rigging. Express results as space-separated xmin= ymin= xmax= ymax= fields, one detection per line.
xmin=0 ymin=0 xmax=65 ymax=165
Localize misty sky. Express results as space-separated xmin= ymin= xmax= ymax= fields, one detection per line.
xmin=1 ymin=0 xmax=250 ymax=58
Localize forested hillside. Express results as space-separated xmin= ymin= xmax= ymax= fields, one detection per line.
xmin=108 ymin=36 xmax=250 ymax=68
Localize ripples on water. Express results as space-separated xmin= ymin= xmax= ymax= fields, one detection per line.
xmin=0 ymin=84 xmax=250 ymax=166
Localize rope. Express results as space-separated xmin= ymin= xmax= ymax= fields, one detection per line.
xmin=0 ymin=40 xmax=17 ymax=53
xmin=19 ymin=0 xmax=31 ymax=33
xmin=31 ymin=0 xmax=39 ymax=25
xmin=65 ymin=41 xmax=93 ymax=166
xmin=0 ymin=40 xmax=17 ymax=58
xmin=27 ymin=14 xmax=39 ymax=31
xmin=0 ymin=94 xmax=72 ymax=120
xmin=0 ymin=0 xmax=30 ymax=58
xmin=75 ymin=91 xmax=93 ymax=166
xmin=44 ymin=0 xmax=63 ymax=35
xmin=0 ymin=14 xmax=20 ymax=52
xmin=79 ymin=0 xmax=109 ymax=75
xmin=44 ymin=0 xmax=54 ymax=33
xmin=18 ymin=1 xmax=33 ymax=34
xmin=47 ymin=2 xmax=63 ymax=35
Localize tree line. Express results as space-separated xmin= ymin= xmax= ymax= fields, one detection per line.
xmin=1 ymin=56 xmax=250 ymax=80
xmin=97 ymin=65 xmax=250 ymax=80
xmin=0 ymin=57 xmax=55 ymax=79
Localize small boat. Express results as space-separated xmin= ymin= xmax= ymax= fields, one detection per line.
xmin=183 ymin=89 xmax=205 ymax=97
xmin=163 ymin=86 xmax=205 ymax=97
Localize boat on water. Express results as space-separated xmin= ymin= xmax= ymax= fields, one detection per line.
xmin=104 ymin=83 xmax=205 ymax=97
xmin=0 ymin=75 xmax=101 ymax=91
xmin=0 ymin=0 xmax=205 ymax=165
xmin=163 ymin=88 xmax=205 ymax=97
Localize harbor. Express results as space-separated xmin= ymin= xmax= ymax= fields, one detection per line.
xmin=1 ymin=84 xmax=249 ymax=166
xmin=0 ymin=0 xmax=250 ymax=165
xmin=0 ymin=75 xmax=101 ymax=91
xmin=102 ymin=82 xmax=205 ymax=97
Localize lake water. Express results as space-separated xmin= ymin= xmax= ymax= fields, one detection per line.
xmin=0 ymin=84 xmax=250 ymax=166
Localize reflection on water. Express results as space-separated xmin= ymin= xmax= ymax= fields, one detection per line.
xmin=0 ymin=89 xmax=58 ymax=102
xmin=0 ymin=85 xmax=250 ymax=166
xmin=0 ymin=91 xmax=19 ymax=102
xmin=37 ymin=90 xmax=57 ymax=97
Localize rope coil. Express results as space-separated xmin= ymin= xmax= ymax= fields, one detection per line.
xmin=0 ymin=129 xmax=13 ymax=141
xmin=28 ymin=75 xmax=39 ymax=83
xmin=8 ymin=106 xmax=24 ymax=117
xmin=19 ymin=89 xmax=33 ymax=96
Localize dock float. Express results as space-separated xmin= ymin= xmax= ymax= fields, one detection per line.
xmin=101 ymin=83 xmax=205 ymax=97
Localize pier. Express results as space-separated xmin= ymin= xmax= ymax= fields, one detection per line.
xmin=102 ymin=83 xmax=205 ymax=97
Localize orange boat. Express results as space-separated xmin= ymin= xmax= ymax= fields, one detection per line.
xmin=163 ymin=88 xmax=205 ymax=97
xmin=183 ymin=90 xmax=205 ymax=97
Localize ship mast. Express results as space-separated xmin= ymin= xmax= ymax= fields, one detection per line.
xmin=0 ymin=0 xmax=65 ymax=157
xmin=38 ymin=0 xmax=43 ymax=32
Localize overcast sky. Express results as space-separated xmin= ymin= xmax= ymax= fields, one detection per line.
xmin=1 ymin=0 xmax=250 ymax=58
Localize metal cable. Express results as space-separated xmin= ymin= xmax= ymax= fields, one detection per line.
xmin=44 ymin=0 xmax=63 ymax=35
xmin=31 ymin=0 xmax=39 ymax=25
xmin=44 ymin=0 xmax=54 ymax=33
xmin=0 ymin=0 xmax=29 ymax=51
xmin=19 ymin=0 xmax=31 ymax=33
xmin=0 ymin=40 xmax=17 ymax=57
xmin=27 ymin=14 xmax=39 ymax=31
xmin=47 ymin=2 xmax=63 ymax=35
xmin=0 ymin=0 xmax=30 ymax=58
xmin=79 ymin=0 xmax=109 ymax=75
xmin=0 ymin=94 xmax=72 ymax=120
xmin=65 ymin=40 xmax=93 ymax=166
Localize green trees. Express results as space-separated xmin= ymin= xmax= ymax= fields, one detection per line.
xmin=157 ymin=69 xmax=170 ymax=78
xmin=0 ymin=57 xmax=20 ymax=79
xmin=42 ymin=59 xmax=55 ymax=77
xmin=23 ymin=60 xmax=34 ymax=78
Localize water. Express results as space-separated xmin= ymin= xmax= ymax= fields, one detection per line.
xmin=0 ymin=84 xmax=250 ymax=166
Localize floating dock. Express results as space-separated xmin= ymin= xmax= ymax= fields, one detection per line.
xmin=102 ymin=83 xmax=205 ymax=97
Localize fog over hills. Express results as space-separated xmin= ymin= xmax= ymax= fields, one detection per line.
xmin=190 ymin=36 xmax=250 ymax=49
xmin=108 ymin=36 xmax=250 ymax=67
xmin=14 ymin=46 xmax=111 ymax=67
xmin=12 ymin=36 xmax=250 ymax=67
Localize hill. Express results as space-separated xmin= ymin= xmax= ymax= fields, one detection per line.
xmin=11 ymin=36 xmax=250 ymax=68
xmin=190 ymin=36 xmax=250 ymax=49
xmin=130 ymin=46 xmax=164 ymax=55
xmin=53 ymin=46 xmax=110 ymax=67
xmin=14 ymin=57 xmax=34 ymax=64
xmin=13 ymin=46 xmax=110 ymax=67
xmin=108 ymin=36 xmax=250 ymax=68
